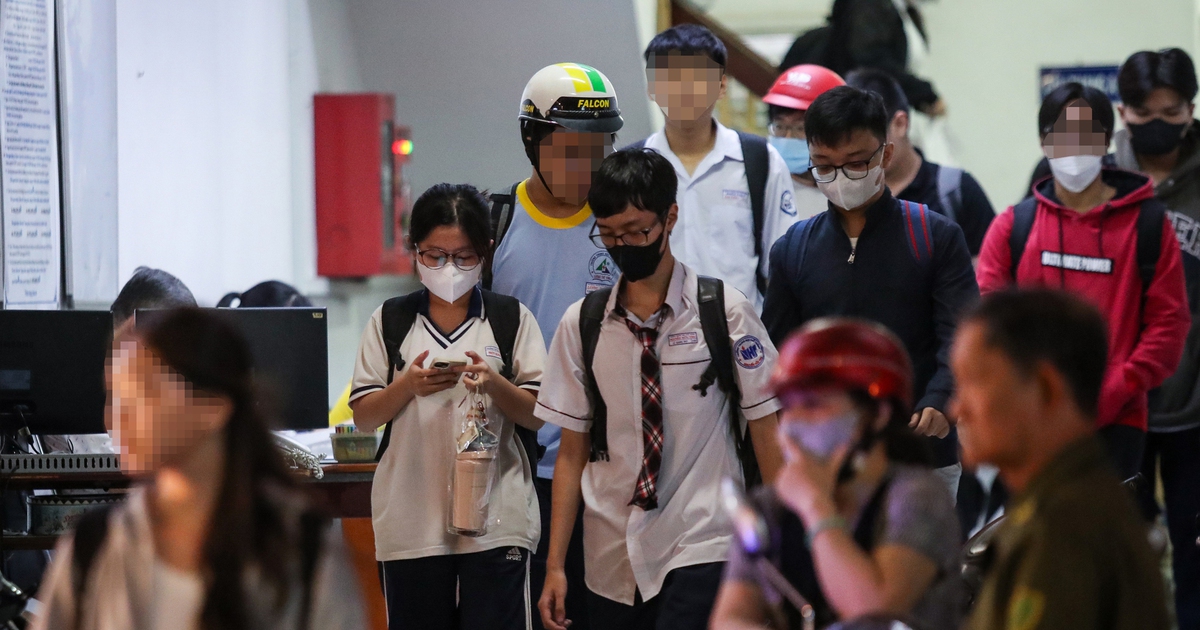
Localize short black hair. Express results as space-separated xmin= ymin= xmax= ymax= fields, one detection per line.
xmin=964 ymin=289 xmax=1108 ymax=419
xmin=409 ymin=183 xmax=493 ymax=273
xmin=1119 ymin=48 xmax=1198 ymax=108
xmin=588 ymin=148 xmax=677 ymax=220
xmin=845 ymin=68 xmax=910 ymax=117
xmin=644 ymin=24 xmax=727 ymax=69
xmin=217 ymin=281 xmax=312 ymax=308
xmin=111 ymin=267 xmax=197 ymax=326
xmin=1038 ymin=82 xmax=1114 ymax=142
xmin=804 ymin=85 xmax=889 ymax=148
xmin=767 ymin=104 xmax=800 ymax=122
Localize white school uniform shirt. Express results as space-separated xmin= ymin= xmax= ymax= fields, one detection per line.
xmin=643 ymin=121 xmax=797 ymax=310
xmin=350 ymin=288 xmax=546 ymax=561
xmin=535 ymin=260 xmax=782 ymax=604
xmin=791 ymin=178 xmax=831 ymax=222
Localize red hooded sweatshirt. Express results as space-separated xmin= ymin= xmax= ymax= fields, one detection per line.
xmin=977 ymin=169 xmax=1190 ymax=430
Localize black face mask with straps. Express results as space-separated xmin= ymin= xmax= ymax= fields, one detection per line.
xmin=1128 ymin=118 xmax=1189 ymax=156
xmin=606 ymin=230 xmax=666 ymax=282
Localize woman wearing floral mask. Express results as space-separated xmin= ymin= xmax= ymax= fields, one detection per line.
xmin=711 ymin=318 xmax=963 ymax=630
xmin=349 ymin=183 xmax=547 ymax=629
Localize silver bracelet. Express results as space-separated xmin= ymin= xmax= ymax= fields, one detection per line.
xmin=806 ymin=514 xmax=849 ymax=548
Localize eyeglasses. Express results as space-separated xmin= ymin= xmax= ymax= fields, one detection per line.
xmin=589 ymin=222 xmax=661 ymax=248
xmin=768 ymin=122 xmax=805 ymax=139
xmin=416 ymin=248 xmax=481 ymax=271
xmin=808 ymin=144 xmax=884 ymax=184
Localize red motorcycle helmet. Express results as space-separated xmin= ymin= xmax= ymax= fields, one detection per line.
xmin=771 ymin=318 xmax=914 ymax=410
xmin=762 ymin=64 xmax=845 ymax=111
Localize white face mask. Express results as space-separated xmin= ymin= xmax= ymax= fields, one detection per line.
xmin=1047 ymin=155 xmax=1102 ymax=193
xmin=418 ymin=262 xmax=481 ymax=303
xmin=817 ymin=164 xmax=885 ymax=210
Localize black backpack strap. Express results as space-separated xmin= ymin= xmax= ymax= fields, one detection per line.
xmin=579 ymin=288 xmax=612 ymax=462
xmin=1136 ymin=199 xmax=1167 ymax=295
xmin=1009 ymin=197 xmax=1039 ymax=282
xmin=71 ymin=505 xmax=115 ymax=629
xmin=738 ymin=132 xmax=770 ymax=298
xmin=375 ymin=292 xmax=424 ymax=462
xmin=693 ymin=276 xmax=760 ymax=487
xmin=479 ymin=290 xmax=544 ymax=465
xmin=935 ymin=165 xmax=963 ymax=223
xmin=483 ymin=182 xmax=521 ymax=291
xmin=296 ymin=510 xmax=328 ymax=630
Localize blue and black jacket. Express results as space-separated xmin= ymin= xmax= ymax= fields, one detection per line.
xmin=762 ymin=188 xmax=980 ymax=466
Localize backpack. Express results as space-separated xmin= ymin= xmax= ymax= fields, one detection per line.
xmin=1008 ymin=196 xmax=1165 ymax=295
xmin=785 ymin=200 xmax=938 ymax=275
xmin=481 ymin=182 xmax=522 ymax=291
xmin=373 ymin=289 xmax=542 ymax=467
xmin=626 ymin=132 xmax=771 ymax=297
xmin=577 ymin=276 xmax=761 ymax=487
xmin=935 ymin=165 xmax=963 ymax=224
xmin=70 ymin=504 xmax=326 ymax=630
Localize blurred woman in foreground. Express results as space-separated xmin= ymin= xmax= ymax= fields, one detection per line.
xmin=33 ymin=308 xmax=365 ymax=630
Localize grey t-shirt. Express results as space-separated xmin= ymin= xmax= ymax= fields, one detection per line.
xmin=724 ymin=465 xmax=963 ymax=630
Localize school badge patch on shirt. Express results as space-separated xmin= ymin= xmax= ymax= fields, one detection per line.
xmin=734 ymin=335 xmax=765 ymax=369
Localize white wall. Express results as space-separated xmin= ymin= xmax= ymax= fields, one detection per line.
xmin=115 ymin=0 xmax=294 ymax=305
xmin=342 ymin=0 xmax=654 ymax=195
xmin=922 ymin=0 xmax=1197 ymax=205
xmin=59 ymin=0 xmax=118 ymax=308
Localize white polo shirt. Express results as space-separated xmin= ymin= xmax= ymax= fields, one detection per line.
xmin=791 ymin=179 xmax=830 ymax=222
xmin=643 ymin=122 xmax=796 ymax=309
xmin=350 ymin=289 xmax=546 ymax=562
xmin=535 ymin=261 xmax=782 ymax=604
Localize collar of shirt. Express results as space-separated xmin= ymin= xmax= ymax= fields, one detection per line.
xmin=897 ymin=152 xmax=938 ymax=204
xmin=1015 ymin=435 xmax=1111 ymax=506
xmin=605 ymin=260 xmax=689 ymax=328
xmin=516 ymin=180 xmax=593 ymax=230
xmin=645 ymin=120 xmax=744 ymax=184
xmin=417 ymin=287 xmax=484 ymax=321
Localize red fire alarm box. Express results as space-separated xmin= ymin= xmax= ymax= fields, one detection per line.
xmin=314 ymin=93 xmax=413 ymax=278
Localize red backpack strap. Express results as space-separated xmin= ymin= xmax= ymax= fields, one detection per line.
xmin=901 ymin=200 xmax=934 ymax=262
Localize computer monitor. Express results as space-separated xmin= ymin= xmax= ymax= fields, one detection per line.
xmin=0 ymin=311 xmax=111 ymax=435
xmin=135 ymin=307 xmax=329 ymax=430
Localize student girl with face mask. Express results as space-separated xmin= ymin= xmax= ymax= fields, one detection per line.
xmin=349 ymin=183 xmax=548 ymax=630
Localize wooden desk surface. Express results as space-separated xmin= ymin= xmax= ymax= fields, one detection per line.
xmin=0 ymin=462 xmax=378 ymax=549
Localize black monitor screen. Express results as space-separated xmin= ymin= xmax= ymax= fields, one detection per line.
xmin=135 ymin=307 xmax=329 ymax=430
xmin=0 ymin=310 xmax=111 ymax=434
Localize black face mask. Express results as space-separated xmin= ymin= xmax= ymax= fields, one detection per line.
xmin=1128 ymin=118 xmax=1189 ymax=156
xmin=606 ymin=230 xmax=666 ymax=283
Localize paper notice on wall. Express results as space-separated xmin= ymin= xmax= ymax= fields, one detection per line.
xmin=0 ymin=0 xmax=60 ymax=309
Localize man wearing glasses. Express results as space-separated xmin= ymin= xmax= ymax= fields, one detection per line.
xmin=761 ymin=85 xmax=979 ymax=495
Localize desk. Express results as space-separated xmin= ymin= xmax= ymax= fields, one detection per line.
xmin=1 ymin=462 xmax=388 ymax=629
xmin=0 ymin=462 xmax=376 ymax=549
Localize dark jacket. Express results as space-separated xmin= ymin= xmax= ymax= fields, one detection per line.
xmin=965 ymin=437 xmax=1169 ymax=630
xmin=762 ymin=189 xmax=979 ymax=465
xmin=1114 ymin=123 xmax=1200 ymax=431
xmin=824 ymin=0 xmax=938 ymax=111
